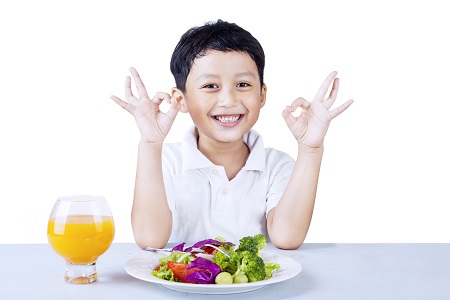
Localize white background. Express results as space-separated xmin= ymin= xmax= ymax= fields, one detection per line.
xmin=1 ymin=0 xmax=449 ymax=244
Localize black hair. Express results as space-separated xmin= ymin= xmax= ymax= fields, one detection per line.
xmin=170 ymin=19 xmax=265 ymax=93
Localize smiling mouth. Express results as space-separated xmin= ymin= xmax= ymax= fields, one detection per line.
xmin=213 ymin=114 xmax=243 ymax=124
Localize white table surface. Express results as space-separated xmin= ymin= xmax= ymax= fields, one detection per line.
xmin=1 ymin=243 xmax=449 ymax=299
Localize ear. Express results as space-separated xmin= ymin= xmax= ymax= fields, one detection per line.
xmin=260 ymin=84 xmax=267 ymax=108
xmin=171 ymin=88 xmax=188 ymax=113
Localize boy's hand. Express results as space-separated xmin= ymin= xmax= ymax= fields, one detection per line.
xmin=282 ymin=71 xmax=353 ymax=149
xmin=110 ymin=67 xmax=181 ymax=144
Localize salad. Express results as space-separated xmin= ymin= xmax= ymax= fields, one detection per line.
xmin=152 ymin=234 xmax=280 ymax=284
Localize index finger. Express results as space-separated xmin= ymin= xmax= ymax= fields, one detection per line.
xmin=129 ymin=67 xmax=150 ymax=100
xmin=313 ymin=71 xmax=338 ymax=102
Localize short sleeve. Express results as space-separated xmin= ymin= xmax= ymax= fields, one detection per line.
xmin=161 ymin=143 xmax=182 ymax=212
xmin=265 ymin=150 xmax=295 ymax=216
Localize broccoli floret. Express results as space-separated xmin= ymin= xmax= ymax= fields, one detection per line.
xmin=215 ymin=250 xmax=266 ymax=282
xmin=214 ymin=250 xmax=238 ymax=274
xmin=214 ymin=235 xmax=269 ymax=282
xmin=213 ymin=238 xmax=237 ymax=273
xmin=236 ymin=234 xmax=267 ymax=255
xmin=236 ymin=251 xmax=266 ymax=282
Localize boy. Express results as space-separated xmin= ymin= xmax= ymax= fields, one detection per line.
xmin=111 ymin=20 xmax=353 ymax=250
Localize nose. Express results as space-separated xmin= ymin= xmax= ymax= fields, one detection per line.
xmin=217 ymin=87 xmax=238 ymax=107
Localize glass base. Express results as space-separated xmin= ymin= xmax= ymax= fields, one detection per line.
xmin=65 ymin=262 xmax=97 ymax=284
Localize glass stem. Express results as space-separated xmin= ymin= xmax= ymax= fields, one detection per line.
xmin=65 ymin=262 xmax=97 ymax=284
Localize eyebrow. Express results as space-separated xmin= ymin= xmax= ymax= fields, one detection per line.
xmin=196 ymin=73 xmax=220 ymax=81
xmin=196 ymin=71 xmax=256 ymax=81
xmin=235 ymin=71 xmax=257 ymax=79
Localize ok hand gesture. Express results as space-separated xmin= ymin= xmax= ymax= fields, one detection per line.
xmin=282 ymin=71 xmax=353 ymax=149
xmin=110 ymin=67 xmax=181 ymax=144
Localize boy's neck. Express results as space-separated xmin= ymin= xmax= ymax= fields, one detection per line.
xmin=197 ymin=134 xmax=250 ymax=180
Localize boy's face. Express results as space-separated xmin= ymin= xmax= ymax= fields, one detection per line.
xmin=177 ymin=50 xmax=266 ymax=145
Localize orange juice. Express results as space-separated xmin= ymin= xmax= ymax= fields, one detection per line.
xmin=47 ymin=215 xmax=114 ymax=264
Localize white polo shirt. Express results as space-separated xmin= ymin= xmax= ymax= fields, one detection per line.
xmin=162 ymin=126 xmax=295 ymax=244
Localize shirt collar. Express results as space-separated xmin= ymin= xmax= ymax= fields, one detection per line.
xmin=180 ymin=126 xmax=266 ymax=173
xmin=242 ymin=129 xmax=265 ymax=172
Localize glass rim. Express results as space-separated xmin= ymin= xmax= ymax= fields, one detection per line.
xmin=57 ymin=195 xmax=106 ymax=202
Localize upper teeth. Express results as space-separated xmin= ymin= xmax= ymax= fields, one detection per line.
xmin=217 ymin=116 xmax=239 ymax=123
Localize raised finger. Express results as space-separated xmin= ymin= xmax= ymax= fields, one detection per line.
xmin=329 ymin=99 xmax=354 ymax=119
xmin=323 ymin=78 xmax=340 ymax=109
xmin=129 ymin=67 xmax=150 ymax=100
xmin=110 ymin=95 xmax=135 ymax=114
xmin=313 ymin=71 xmax=338 ymax=102
xmin=124 ymin=76 xmax=139 ymax=105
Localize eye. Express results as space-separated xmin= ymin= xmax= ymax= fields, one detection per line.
xmin=202 ymin=83 xmax=219 ymax=89
xmin=236 ymin=82 xmax=251 ymax=88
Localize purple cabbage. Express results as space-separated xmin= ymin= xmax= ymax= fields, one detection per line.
xmin=184 ymin=238 xmax=234 ymax=253
xmin=185 ymin=257 xmax=222 ymax=284
xmin=171 ymin=242 xmax=186 ymax=252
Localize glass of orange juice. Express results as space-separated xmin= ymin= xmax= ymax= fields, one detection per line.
xmin=47 ymin=195 xmax=115 ymax=284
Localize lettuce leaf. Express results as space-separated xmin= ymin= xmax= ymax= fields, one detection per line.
xmin=264 ymin=262 xmax=281 ymax=279
xmin=159 ymin=251 xmax=193 ymax=265
xmin=151 ymin=264 xmax=177 ymax=282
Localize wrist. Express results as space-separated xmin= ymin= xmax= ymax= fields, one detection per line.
xmin=297 ymin=144 xmax=324 ymax=154
xmin=139 ymin=140 xmax=164 ymax=151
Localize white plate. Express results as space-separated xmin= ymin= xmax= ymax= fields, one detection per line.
xmin=125 ymin=250 xmax=302 ymax=294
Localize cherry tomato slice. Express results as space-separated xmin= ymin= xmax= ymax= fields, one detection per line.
xmin=202 ymin=247 xmax=215 ymax=254
xmin=167 ymin=261 xmax=205 ymax=283
xmin=167 ymin=261 xmax=190 ymax=282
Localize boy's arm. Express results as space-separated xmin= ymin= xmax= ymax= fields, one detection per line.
xmin=267 ymin=146 xmax=323 ymax=249
xmin=267 ymin=71 xmax=353 ymax=249
xmin=111 ymin=67 xmax=180 ymax=249
xmin=132 ymin=142 xmax=172 ymax=249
